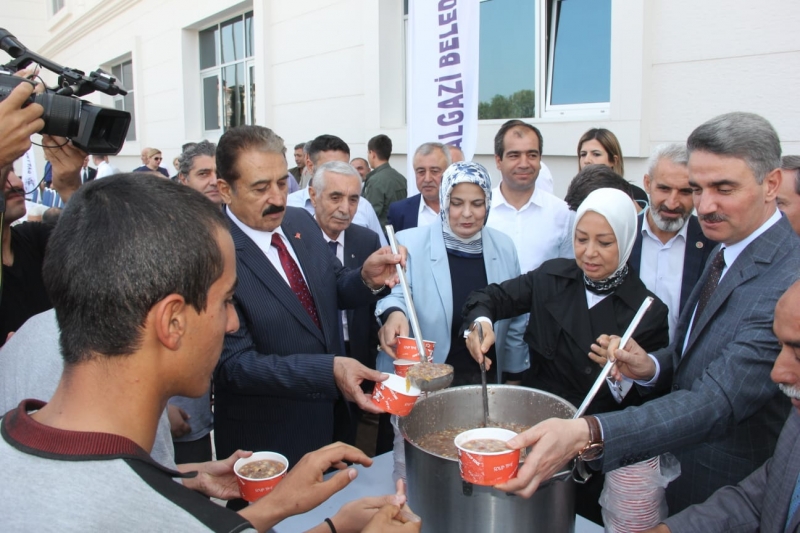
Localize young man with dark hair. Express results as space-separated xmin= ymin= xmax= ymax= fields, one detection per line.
xmin=363 ymin=134 xmax=407 ymax=228
xmin=0 ymin=174 xmax=416 ymax=532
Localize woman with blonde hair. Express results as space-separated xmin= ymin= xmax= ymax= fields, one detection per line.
xmin=133 ymin=147 xmax=169 ymax=178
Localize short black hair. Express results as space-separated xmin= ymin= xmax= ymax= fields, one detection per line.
xmin=178 ymin=140 xmax=216 ymax=177
xmin=564 ymin=164 xmax=632 ymax=211
xmin=368 ymin=134 xmax=393 ymax=161
xmin=494 ymin=120 xmax=543 ymax=159
xmin=43 ymin=174 xmax=229 ymax=364
xmin=294 ymin=142 xmax=305 ymax=151
xmin=216 ymin=125 xmax=286 ymax=184
xmin=308 ymin=134 xmax=351 ymax=166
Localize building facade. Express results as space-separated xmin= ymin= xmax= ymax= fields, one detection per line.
xmin=4 ymin=0 xmax=800 ymax=194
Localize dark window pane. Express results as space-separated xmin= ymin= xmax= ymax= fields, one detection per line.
xmin=222 ymin=65 xmax=245 ymax=130
xmin=121 ymin=60 xmax=134 ymax=90
xmin=249 ymin=65 xmax=256 ymax=124
xmin=404 ymin=0 xmax=408 ymax=15
xmin=203 ymin=75 xmax=220 ymax=130
xmin=478 ymin=0 xmax=536 ymax=119
xmin=111 ymin=64 xmax=122 ymax=81
xmin=550 ymin=0 xmax=611 ymax=105
xmin=245 ymin=11 xmax=254 ymax=57
xmin=200 ymin=27 xmax=218 ymax=69
xmin=221 ymin=16 xmax=245 ymax=64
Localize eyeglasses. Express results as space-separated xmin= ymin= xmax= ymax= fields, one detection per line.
xmin=153 ymin=157 xmax=162 ymax=161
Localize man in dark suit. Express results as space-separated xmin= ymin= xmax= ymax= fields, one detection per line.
xmin=778 ymin=155 xmax=800 ymax=236
xmin=648 ymin=280 xmax=800 ymax=533
xmin=80 ymin=155 xmax=97 ymax=183
xmin=387 ymin=142 xmax=450 ymax=232
xmin=308 ymin=160 xmax=383 ymax=445
xmin=630 ymin=143 xmax=716 ymax=340
xmin=485 ymin=112 xmax=800 ymax=515
xmin=212 ymin=126 xmax=404 ymax=473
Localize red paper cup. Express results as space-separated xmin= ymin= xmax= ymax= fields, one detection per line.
xmin=234 ymin=451 xmax=288 ymax=502
xmin=393 ymin=359 xmax=419 ymax=377
xmin=370 ymin=373 xmax=420 ymax=416
xmin=396 ymin=336 xmax=436 ymax=362
xmin=455 ymin=428 xmax=520 ymax=486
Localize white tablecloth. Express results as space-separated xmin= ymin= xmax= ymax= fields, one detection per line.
xmin=272 ymin=453 xmax=603 ymax=532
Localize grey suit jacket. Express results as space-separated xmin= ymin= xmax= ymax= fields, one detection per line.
xmin=665 ymin=410 xmax=800 ymax=533
xmin=597 ymin=215 xmax=800 ymax=513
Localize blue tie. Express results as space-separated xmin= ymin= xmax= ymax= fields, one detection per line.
xmin=786 ymin=472 xmax=800 ymax=532
xmin=327 ymin=240 xmax=338 ymax=257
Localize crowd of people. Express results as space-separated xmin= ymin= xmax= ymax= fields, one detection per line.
xmin=2 ymin=69 xmax=800 ymax=533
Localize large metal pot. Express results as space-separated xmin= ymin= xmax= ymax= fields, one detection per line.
xmin=399 ymin=385 xmax=577 ymax=533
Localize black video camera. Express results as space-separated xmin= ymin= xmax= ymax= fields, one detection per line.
xmin=0 ymin=28 xmax=130 ymax=155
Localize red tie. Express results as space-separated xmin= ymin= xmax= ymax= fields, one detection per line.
xmin=271 ymin=233 xmax=321 ymax=329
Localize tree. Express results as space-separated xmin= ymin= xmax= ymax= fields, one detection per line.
xmin=478 ymin=89 xmax=535 ymax=120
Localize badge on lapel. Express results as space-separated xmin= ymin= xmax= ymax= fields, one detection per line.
xmin=295 ymin=232 xmax=301 ymax=240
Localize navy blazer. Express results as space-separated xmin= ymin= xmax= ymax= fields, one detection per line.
xmin=342 ymin=224 xmax=382 ymax=370
xmin=213 ymin=207 xmax=384 ymax=466
xmin=629 ymin=213 xmax=715 ymax=315
xmin=598 ymin=215 xmax=800 ymax=513
xmin=387 ymin=194 xmax=422 ymax=233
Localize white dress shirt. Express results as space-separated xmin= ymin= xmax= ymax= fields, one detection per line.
xmin=95 ymin=160 xmax=121 ymax=179
xmin=417 ymin=196 xmax=439 ymax=228
xmin=537 ymin=162 xmax=555 ymax=195
xmin=322 ymin=231 xmax=349 ymax=341
xmin=287 ymin=189 xmax=388 ymax=247
xmin=227 ymin=208 xmax=308 ymax=287
xmin=486 ymin=184 xmax=573 ymax=273
xmin=639 ymin=212 xmax=690 ymax=342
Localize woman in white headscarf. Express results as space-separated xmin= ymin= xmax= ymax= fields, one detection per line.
xmin=463 ymin=187 xmax=669 ymax=524
xmin=464 ymin=187 xmax=669 ymax=414
xmin=376 ymin=161 xmax=528 ymax=387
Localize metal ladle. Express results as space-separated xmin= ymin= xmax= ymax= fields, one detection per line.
xmin=472 ymin=321 xmax=490 ymax=427
xmin=572 ymin=297 xmax=654 ymax=419
xmin=385 ymin=225 xmax=454 ymax=392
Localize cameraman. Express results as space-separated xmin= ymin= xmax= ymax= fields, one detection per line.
xmin=0 ymin=129 xmax=84 ymax=343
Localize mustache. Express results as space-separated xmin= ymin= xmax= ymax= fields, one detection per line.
xmin=657 ymin=205 xmax=687 ymax=217
xmin=261 ymin=204 xmax=285 ymax=217
xmin=4 ymin=186 xmax=24 ymax=199
xmin=779 ymin=383 xmax=800 ymax=400
xmin=700 ymin=212 xmax=727 ymax=224
xmin=331 ymin=214 xmax=350 ymax=221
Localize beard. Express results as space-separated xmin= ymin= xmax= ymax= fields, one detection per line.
xmin=779 ymin=382 xmax=800 ymax=401
xmin=650 ymin=204 xmax=690 ymax=233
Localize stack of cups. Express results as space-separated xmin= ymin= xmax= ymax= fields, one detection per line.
xmin=600 ymin=456 xmax=668 ymax=532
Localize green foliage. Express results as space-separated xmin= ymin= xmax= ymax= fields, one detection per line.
xmin=478 ymin=89 xmax=535 ymax=119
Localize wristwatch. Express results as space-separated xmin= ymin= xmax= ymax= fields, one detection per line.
xmin=578 ymin=416 xmax=604 ymax=461
xmin=361 ymin=276 xmax=386 ymax=295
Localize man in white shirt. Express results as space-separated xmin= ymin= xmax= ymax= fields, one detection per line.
xmin=288 ymin=135 xmax=387 ymax=246
xmin=92 ymin=154 xmax=120 ymax=179
xmin=486 ymin=119 xmax=573 ymax=274
xmin=630 ymin=143 xmax=715 ymax=341
xmin=387 ymin=142 xmax=450 ymax=233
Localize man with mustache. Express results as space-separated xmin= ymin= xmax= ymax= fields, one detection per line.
xmin=631 ymin=143 xmax=716 ymax=340
xmin=644 ymin=280 xmax=800 ymax=533
xmin=481 ymin=112 xmax=800 ymax=515
xmin=309 ymin=160 xmax=383 ymax=446
xmin=0 ymin=135 xmax=84 ymax=344
xmin=213 ymin=126 xmax=405 ymax=507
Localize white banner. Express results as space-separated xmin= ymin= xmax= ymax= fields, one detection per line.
xmin=406 ymin=0 xmax=480 ymax=194
xmin=21 ymin=146 xmax=38 ymax=198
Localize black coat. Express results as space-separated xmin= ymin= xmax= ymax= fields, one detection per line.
xmin=463 ymin=258 xmax=669 ymax=415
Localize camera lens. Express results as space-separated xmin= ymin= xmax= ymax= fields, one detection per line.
xmin=34 ymin=92 xmax=81 ymax=138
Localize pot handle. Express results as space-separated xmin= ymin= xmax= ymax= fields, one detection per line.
xmin=541 ymin=460 xmax=591 ymax=486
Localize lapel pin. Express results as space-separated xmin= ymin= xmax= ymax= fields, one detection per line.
xmin=696 ymin=241 xmax=704 ymax=249
xmin=351 ymin=254 xmax=355 ymax=259
xmin=295 ymin=232 xmax=301 ymax=239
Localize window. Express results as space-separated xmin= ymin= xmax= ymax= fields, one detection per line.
xmin=199 ymin=11 xmax=256 ymax=133
xmin=51 ymin=0 xmax=64 ymax=14
xmin=404 ymin=0 xmax=611 ymax=120
xmin=111 ymin=60 xmax=136 ymax=141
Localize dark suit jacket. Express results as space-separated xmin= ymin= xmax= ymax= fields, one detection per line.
xmin=82 ymin=167 xmax=97 ymax=182
xmin=463 ymin=258 xmax=670 ymax=415
xmin=213 ymin=207 xmax=386 ymax=465
xmin=630 ymin=213 xmax=715 ymax=315
xmin=598 ymin=215 xmax=800 ymax=514
xmin=387 ymin=194 xmax=422 ymax=233
xmin=342 ymin=224 xmax=382 ymax=371
xmin=665 ymin=410 xmax=800 ymax=533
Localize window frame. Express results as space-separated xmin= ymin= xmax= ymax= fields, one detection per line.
xmin=110 ymin=58 xmax=136 ymax=142
xmin=198 ymin=11 xmax=256 ymax=134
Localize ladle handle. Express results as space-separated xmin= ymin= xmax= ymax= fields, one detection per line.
xmin=385 ymin=225 xmax=430 ymax=363
xmin=477 ymin=322 xmax=489 ymax=427
xmin=572 ymin=296 xmax=654 ymax=419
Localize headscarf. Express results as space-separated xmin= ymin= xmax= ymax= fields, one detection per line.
xmin=439 ymin=161 xmax=493 ymax=257
xmin=573 ymin=188 xmax=638 ymax=294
